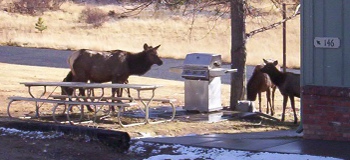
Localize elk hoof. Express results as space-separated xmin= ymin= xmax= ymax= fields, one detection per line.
xmin=87 ymin=106 xmax=94 ymax=112
xmin=109 ymin=106 xmax=116 ymax=113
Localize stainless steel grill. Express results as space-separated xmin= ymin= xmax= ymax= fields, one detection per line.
xmin=181 ymin=53 xmax=236 ymax=112
xmin=181 ymin=53 xmax=228 ymax=80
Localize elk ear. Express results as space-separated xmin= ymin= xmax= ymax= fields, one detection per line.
xmin=263 ymin=59 xmax=268 ymax=64
xmin=154 ymin=45 xmax=161 ymax=50
xmin=149 ymin=45 xmax=161 ymax=54
xmin=143 ymin=43 xmax=149 ymax=50
xmin=273 ymin=60 xmax=278 ymax=66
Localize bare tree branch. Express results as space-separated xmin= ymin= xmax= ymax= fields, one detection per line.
xmin=115 ymin=0 xmax=299 ymax=40
xmin=119 ymin=1 xmax=153 ymax=17
xmin=246 ymin=11 xmax=299 ymax=39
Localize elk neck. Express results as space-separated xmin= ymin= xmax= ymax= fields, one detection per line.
xmin=265 ymin=68 xmax=286 ymax=87
xmin=246 ymin=72 xmax=260 ymax=101
xmin=127 ymin=52 xmax=153 ymax=75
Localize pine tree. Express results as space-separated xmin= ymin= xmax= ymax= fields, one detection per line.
xmin=35 ymin=17 xmax=47 ymax=33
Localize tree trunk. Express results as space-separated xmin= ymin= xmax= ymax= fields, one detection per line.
xmin=230 ymin=0 xmax=246 ymax=110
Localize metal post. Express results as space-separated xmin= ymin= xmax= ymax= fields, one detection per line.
xmin=282 ymin=3 xmax=287 ymax=73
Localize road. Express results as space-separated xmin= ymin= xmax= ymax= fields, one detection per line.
xmin=0 ymin=46 xmax=299 ymax=84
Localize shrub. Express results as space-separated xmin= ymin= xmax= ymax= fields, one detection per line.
xmin=8 ymin=0 xmax=64 ymax=15
xmin=80 ymin=7 xmax=109 ymax=28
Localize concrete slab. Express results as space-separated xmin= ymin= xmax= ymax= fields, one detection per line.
xmin=138 ymin=130 xmax=349 ymax=159
xmin=263 ymin=139 xmax=350 ymax=159
xmin=140 ymin=132 xmax=300 ymax=151
xmin=140 ymin=136 xmax=219 ymax=145
xmin=195 ymin=139 xmax=298 ymax=151
xmin=124 ymin=107 xmax=234 ymax=123
xmin=198 ymin=130 xmax=302 ymax=139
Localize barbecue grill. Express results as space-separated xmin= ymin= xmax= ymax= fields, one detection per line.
xmin=181 ymin=53 xmax=237 ymax=112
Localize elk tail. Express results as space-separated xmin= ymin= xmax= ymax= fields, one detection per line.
xmin=67 ymin=50 xmax=81 ymax=76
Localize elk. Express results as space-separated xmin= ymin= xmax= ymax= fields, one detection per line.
xmin=61 ymin=71 xmax=130 ymax=112
xmin=61 ymin=71 xmax=130 ymax=97
xmin=260 ymin=59 xmax=300 ymax=124
xmin=247 ymin=64 xmax=277 ymax=116
xmin=61 ymin=43 xmax=163 ymax=111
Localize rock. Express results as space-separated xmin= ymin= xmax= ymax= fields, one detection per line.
xmin=235 ymin=100 xmax=256 ymax=112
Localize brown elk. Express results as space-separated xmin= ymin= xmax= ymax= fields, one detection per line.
xmin=61 ymin=71 xmax=130 ymax=112
xmin=247 ymin=64 xmax=277 ymax=116
xmin=62 ymin=43 xmax=163 ymax=111
xmin=61 ymin=71 xmax=129 ymax=98
xmin=260 ymin=59 xmax=300 ymax=124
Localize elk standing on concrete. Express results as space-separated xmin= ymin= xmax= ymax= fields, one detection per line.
xmin=247 ymin=64 xmax=277 ymax=116
xmin=260 ymin=59 xmax=300 ymax=124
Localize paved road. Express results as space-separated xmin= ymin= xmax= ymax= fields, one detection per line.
xmin=0 ymin=46 xmax=299 ymax=84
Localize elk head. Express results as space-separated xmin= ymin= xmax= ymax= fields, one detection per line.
xmin=143 ymin=43 xmax=163 ymax=66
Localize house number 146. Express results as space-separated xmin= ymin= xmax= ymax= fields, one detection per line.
xmin=314 ymin=37 xmax=340 ymax=48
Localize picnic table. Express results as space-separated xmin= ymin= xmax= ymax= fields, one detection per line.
xmin=7 ymin=82 xmax=176 ymax=127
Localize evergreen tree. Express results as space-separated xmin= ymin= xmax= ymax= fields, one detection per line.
xmin=35 ymin=17 xmax=47 ymax=33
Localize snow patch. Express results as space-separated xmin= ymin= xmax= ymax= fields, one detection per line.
xmin=0 ymin=127 xmax=64 ymax=139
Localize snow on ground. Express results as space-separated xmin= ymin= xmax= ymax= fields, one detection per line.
xmin=0 ymin=127 xmax=343 ymax=160
xmin=0 ymin=127 xmax=64 ymax=139
xmin=130 ymin=138 xmax=343 ymax=160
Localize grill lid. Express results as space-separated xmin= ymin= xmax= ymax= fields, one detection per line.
xmin=182 ymin=53 xmax=222 ymax=69
xmin=181 ymin=53 xmax=222 ymax=80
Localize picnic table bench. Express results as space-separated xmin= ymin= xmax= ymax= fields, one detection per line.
xmin=49 ymin=95 xmax=177 ymax=126
xmin=7 ymin=82 xmax=177 ymax=127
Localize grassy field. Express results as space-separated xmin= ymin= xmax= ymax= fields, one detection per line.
xmin=0 ymin=1 xmax=300 ymax=139
xmin=0 ymin=1 xmax=300 ymax=68
xmin=0 ymin=62 xmax=298 ymax=137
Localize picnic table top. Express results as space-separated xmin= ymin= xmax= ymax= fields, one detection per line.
xmin=20 ymin=82 xmax=163 ymax=90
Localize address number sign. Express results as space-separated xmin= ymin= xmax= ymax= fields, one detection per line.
xmin=314 ymin=37 xmax=340 ymax=48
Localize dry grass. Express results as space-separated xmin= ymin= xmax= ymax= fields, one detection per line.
xmin=246 ymin=16 xmax=300 ymax=68
xmin=0 ymin=2 xmax=301 ymax=136
xmin=0 ymin=62 xmax=299 ymax=137
xmin=0 ymin=1 xmax=300 ymax=68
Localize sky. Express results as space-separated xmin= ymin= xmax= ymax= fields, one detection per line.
xmin=0 ymin=127 xmax=343 ymax=160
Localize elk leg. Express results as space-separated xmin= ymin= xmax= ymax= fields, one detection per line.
xmin=124 ymin=80 xmax=132 ymax=102
xmin=111 ymin=78 xmax=128 ymax=113
xmin=289 ymin=95 xmax=298 ymax=124
xmin=266 ymin=89 xmax=271 ymax=115
xmin=110 ymin=88 xmax=117 ymax=112
xmin=116 ymin=87 xmax=124 ymax=111
xmin=126 ymin=88 xmax=131 ymax=102
xmin=71 ymin=75 xmax=93 ymax=112
xmin=258 ymin=92 xmax=262 ymax=112
xmin=271 ymin=86 xmax=276 ymax=116
xmin=110 ymin=87 xmax=124 ymax=112
xmin=281 ymin=95 xmax=288 ymax=122
xmin=78 ymin=88 xmax=94 ymax=112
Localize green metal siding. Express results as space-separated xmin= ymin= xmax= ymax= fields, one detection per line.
xmin=302 ymin=0 xmax=350 ymax=87
xmin=343 ymin=2 xmax=350 ymax=86
xmin=301 ymin=0 xmax=314 ymax=86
